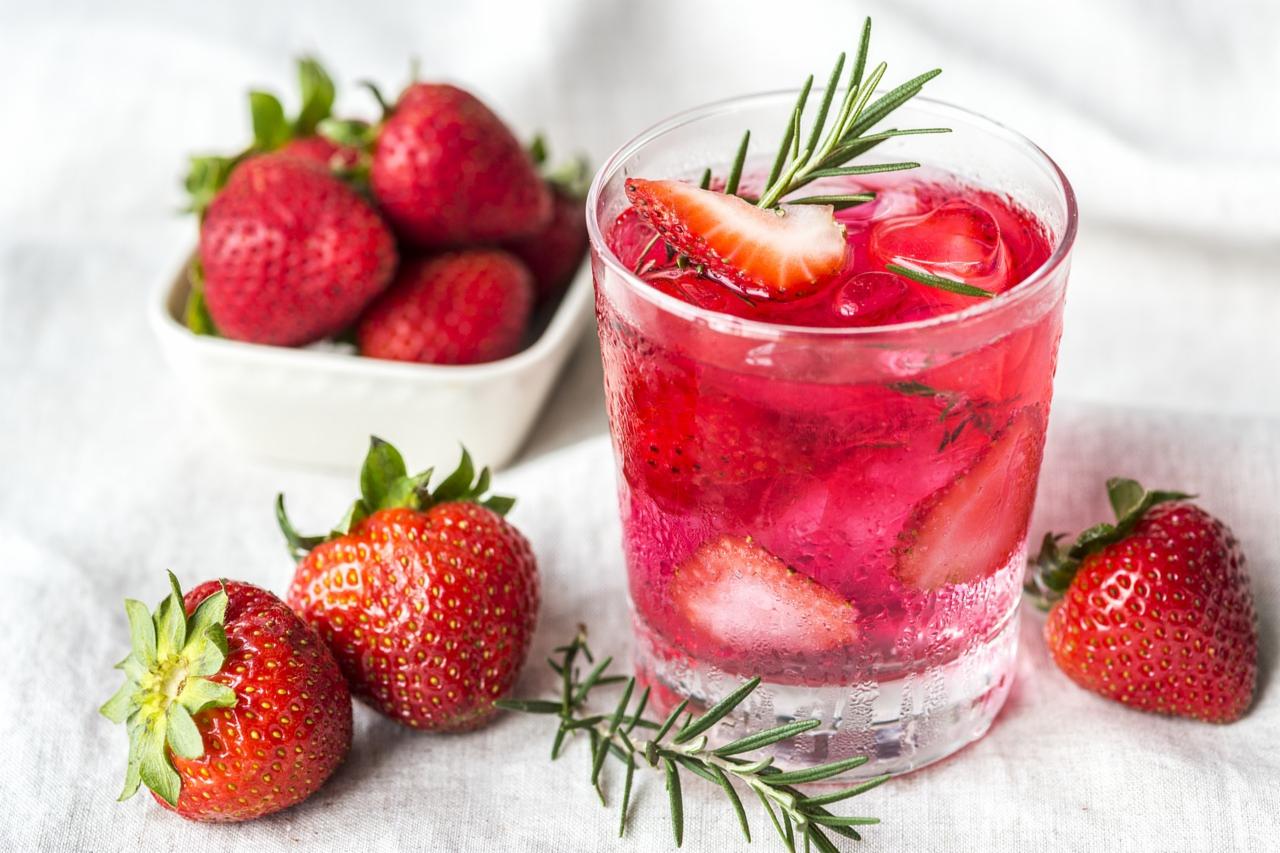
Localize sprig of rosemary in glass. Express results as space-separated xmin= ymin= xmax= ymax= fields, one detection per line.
xmin=497 ymin=628 xmax=888 ymax=852
xmin=722 ymin=17 xmax=948 ymax=213
xmin=884 ymin=263 xmax=994 ymax=299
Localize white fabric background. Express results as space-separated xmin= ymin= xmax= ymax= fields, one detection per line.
xmin=0 ymin=1 xmax=1277 ymax=850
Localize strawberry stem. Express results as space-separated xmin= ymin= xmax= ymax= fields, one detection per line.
xmin=358 ymin=79 xmax=393 ymax=117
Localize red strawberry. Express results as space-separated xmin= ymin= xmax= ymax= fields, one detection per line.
xmin=199 ymin=153 xmax=397 ymax=346
xmin=895 ymin=406 xmax=1045 ymax=589
xmin=279 ymin=135 xmax=361 ymax=171
xmin=278 ymin=438 xmax=539 ymax=731
xmin=504 ymin=142 xmax=590 ymax=304
xmin=669 ymin=535 xmax=858 ymax=664
xmin=505 ymin=186 xmax=587 ymax=304
xmin=370 ymin=83 xmax=551 ymax=247
xmin=356 ymin=249 xmax=533 ymax=365
xmin=184 ymin=57 xmax=344 ymax=217
xmin=1029 ymin=479 xmax=1258 ymax=722
xmin=624 ymin=178 xmax=847 ymax=301
xmin=101 ymin=573 xmax=352 ymax=822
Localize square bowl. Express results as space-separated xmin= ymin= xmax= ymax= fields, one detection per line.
xmin=150 ymin=254 xmax=593 ymax=471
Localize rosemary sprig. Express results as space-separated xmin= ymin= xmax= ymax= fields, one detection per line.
xmin=884 ymin=263 xmax=994 ymax=299
xmin=497 ymin=628 xmax=888 ymax=851
xmin=719 ymin=17 xmax=947 ymax=212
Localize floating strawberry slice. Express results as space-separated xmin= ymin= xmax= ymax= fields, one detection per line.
xmin=670 ymin=535 xmax=858 ymax=661
xmin=896 ymin=407 xmax=1045 ymax=590
xmin=624 ymin=178 xmax=847 ymax=301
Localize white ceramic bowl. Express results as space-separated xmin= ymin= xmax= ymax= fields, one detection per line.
xmin=150 ymin=255 xmax=593 ymax=471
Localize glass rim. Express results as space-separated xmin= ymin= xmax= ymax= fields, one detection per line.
xmin=585 ymin=89 xmax=1078 ymax=340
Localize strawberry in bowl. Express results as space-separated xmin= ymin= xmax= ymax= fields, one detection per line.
xmin=197 ymin=152 xmax=397 ymax=346
xmin=366 ymin=82 xmax=552 ymax=247
xmin=154 ymin=59 xmax=594 ymax=469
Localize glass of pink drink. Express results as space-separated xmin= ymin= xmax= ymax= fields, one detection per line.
xmin=588 ymin=92 xmax=1076 ymax=777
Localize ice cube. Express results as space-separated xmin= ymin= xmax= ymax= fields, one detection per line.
xmin=869 ymin=199 xmax=1012 ymax=293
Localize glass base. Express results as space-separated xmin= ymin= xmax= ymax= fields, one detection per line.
xmin=632 ymin=608 xmax=1020 ymax=780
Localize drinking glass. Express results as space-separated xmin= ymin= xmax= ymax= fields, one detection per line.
xmin=587 ymin=92 xmax=1076 ymax=776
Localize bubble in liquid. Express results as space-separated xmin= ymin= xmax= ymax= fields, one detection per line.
xmin=832 ymin=271 xmax=910 ymax=325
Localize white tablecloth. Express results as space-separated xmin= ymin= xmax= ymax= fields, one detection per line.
xmin=1 ymin=1 xmax=1277 ymax=850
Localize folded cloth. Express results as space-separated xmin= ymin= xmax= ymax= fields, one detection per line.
xmin=1 ymin=402 xmax=1275 ymax=851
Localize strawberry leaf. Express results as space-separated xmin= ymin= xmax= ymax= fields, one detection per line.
xmin=124 ymin=599 xmax=156 ymax=666
xmin=275 ymin=495 xmax=327 ymax=561
xmin=183 ymin=155 xmax=239 ymax=218
xmin=183 ymin=259 xmax=219 ymax=336
xmin=1106 ymin=477 xmax=1146 ymax=520
xmin=330 ymin=499 xmax=369 ymax=538
xmin=318 ymin=117 xmax=377 ymax=150
xmin=99 ymin=682 xmax=134 ymax=724
xmin=139 ymin=722 xmax=181 ymax=807
xmin=431 ymin=447 xmax=476 ymax=503
xmin=166 ymin=703 xmax=204 ymax=760
xmin=249 ymin=91 xmax=291 ymax=150
xmin=277 ymin=438 xmax=518 ymax=557
xmin=528 ymin=134 xmax=548 ymax=167
xmin=482 ymin=495 xmax=516 ymax=516
xmin=184 ymin=55 xmax=351 ymax=219
xmin=361 ymin=436 xmax=409 ymax=510
xmin=186 ymin=586 xmax=228 ymax=643
xmin=294 ymin=57 xmax=336 ymax=137
xmin=178 ymin=678 xmax=236 ymax=716
xmin=118 ymin=726 xmax=144 ymax=802
xmin=358 ymin=79 xmax=393 ymax=117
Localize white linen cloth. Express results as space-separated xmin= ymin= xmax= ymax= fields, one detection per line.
xmin=0 ymin=1 xmax=1277 ymax=850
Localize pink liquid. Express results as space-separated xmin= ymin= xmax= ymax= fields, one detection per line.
xmin=599 ymin=169 xmax=1061 ymax=688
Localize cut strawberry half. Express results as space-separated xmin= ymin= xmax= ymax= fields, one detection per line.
xmin=669 ymin=535 xmax=858 ymax=661
xmin=895 ymin=407 xmax=1045 ymax=590
xmin=624 ymin=178 xmax=847 ymax=301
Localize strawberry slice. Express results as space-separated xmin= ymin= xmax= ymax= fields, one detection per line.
xmin=895 ymin=407 xmax=1045 ymax=590
xmin=670 ymin=535 xmax=858 ymax=661
xmin=624 ymin=178 xmax=847 ymax=301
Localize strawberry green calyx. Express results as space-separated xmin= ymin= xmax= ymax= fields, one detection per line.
xmin=182 ymin=257 xmax=219 ymax=337
xmin=528 ymin=135 xmax=591 ymax=199
xmin=99 ymin=572 xmax=237 ymax=807
xmin=184 ymin=56 xmax=340 ymax=218
xmin=1026 ymin=478 xmax=1192 ymax=609
xmin=276 ymin=436 xmax=516 ymax=561
xmin=293 ymin=57 xmax=337 ymax=138
xmin=320 ymin=74 xmax=397 ymax=146
xmin=317 ymin=117 xmax=378 ymax=150
xmin=184 ymin=155 xmax=241 ymax=217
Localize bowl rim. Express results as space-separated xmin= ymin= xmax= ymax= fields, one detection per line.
xmin=149 ymin=251 xmax=593 ymax=379
xmin=585 ymin=90 xmax=1078 ymax=341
